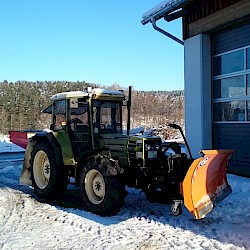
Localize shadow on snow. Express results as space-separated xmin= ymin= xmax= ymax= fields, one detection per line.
xmin=0 ymin=160 xmax=249 ymax=249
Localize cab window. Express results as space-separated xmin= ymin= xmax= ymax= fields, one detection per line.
xmin=53 ymin=100 xmax=66 ymax=130
xmin=69 ymin=98 xmax=89 ymax=132
xmin=92 ymin=101 xmax=122 ymax=133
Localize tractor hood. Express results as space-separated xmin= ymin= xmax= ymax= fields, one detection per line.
xmin=99 ymin=133 xmax=162 ymax=166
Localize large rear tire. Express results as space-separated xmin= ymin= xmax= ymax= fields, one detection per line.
xmin=80 ymin=155 xmax=124 ymax=216
xmin=31 ymin=142 xmax=67 ymax=199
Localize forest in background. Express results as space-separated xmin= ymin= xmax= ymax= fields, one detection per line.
xmin=0 ymin=81 xmax=184 ymax=139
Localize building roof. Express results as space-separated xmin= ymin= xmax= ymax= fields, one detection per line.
xmin=141 ymin=0 xmax=188 ymax=25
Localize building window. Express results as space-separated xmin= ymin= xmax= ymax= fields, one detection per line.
xmin=213 ymin=47 xmax=250 ymax=122
xmin=213 ymin=101 xmax=245 ymax=121
xmin=213 ymin=76 xmax=244 ymax=99
xmin=213 ymin=50 xmax=244 ymax=76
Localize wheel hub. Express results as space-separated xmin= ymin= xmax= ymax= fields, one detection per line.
xmin=33 ymin=150 xmax=51 ymax=189
xmin=93 ymin=175 xmax=105 ymax=197
xmin=43 ymin=159 xmax=50 ymax=179
xmin=85 ymin=169 xmax=106 ymax=204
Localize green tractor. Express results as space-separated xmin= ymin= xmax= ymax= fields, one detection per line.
xmin=18 ymin=87 xmax=233 ymax=219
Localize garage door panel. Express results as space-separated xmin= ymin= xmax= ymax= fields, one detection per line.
xmin=212 ymin=22 xmax=250 ymax=54
xmin=213 ymin=123 xmax=250 ymax=177
xmin=212 ymin=21 xmax=250 ymax=177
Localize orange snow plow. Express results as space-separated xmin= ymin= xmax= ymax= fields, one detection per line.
xmin=182 ymin=150 xmax=234 ymax=219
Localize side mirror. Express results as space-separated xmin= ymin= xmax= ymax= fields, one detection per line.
xmin=50 ymin=124 xmax=54 ymax=130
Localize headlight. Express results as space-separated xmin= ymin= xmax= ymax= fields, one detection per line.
xmin=145 ymin=143 xmax=160 ymax=151
xmin=144 ymin=142 xmax=160 ymax=159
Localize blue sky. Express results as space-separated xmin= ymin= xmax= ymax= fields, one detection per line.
xmin=0 ymin=1 xmax=184 ymax=91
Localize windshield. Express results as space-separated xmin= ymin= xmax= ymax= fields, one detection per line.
xmin=92 ymin=100 xmax=122 ymax=133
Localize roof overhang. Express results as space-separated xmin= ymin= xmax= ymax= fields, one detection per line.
xmin=142 ymin=0 xmax=188 ymax=25
xmin=141 ymin=0 xmax=189 ymax=45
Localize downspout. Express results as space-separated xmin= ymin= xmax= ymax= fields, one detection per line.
xmin=151 ymin=18 xmax=184 ymax=46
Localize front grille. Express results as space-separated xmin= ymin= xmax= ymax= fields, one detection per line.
xmin=128 ymin=140 xmax=136 ymax=158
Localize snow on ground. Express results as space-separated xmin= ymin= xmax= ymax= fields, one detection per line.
xmin=0 ymin=139 xmax=250 ymax=249
xmin=0 ymin=136 xmax=24 ymax=153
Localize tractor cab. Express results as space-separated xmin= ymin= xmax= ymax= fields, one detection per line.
xmin=43 ymin=88 xmax=126 ymax=161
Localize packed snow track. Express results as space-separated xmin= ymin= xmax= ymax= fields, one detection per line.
xmin=0 ymin=155 xmax=250 ymax=249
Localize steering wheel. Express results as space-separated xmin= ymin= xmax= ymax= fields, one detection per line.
xmin=99 ymin=123 xmax=106 ymax=130
xmin=68 ymin=118 xmax=83 ymax=124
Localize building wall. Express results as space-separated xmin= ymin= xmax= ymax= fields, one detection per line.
xmin=183 ymin=0 xmax=250 ymax=176
xmin=184 ymin=34 xmax=212 ymax=157
xmin=183 ymin=0 xmax=250 ymax=39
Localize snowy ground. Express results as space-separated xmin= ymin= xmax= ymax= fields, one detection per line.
xmin=0 ymin=136 xmax=25 ymax=153
xmin=0 ymin=138 xmax=250 ymax=249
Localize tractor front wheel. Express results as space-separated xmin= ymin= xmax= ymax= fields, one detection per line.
xmin=80 ymin=155 xmax=124 ymax=216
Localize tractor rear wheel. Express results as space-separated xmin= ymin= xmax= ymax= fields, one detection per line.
xmin=31 ymin=142 xmax=67 ymax=199
xmin=80 ymin=155 xmax=124 ymax=216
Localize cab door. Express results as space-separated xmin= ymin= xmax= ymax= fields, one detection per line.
xmin=68 ymin=98 xmax=92 ymax=161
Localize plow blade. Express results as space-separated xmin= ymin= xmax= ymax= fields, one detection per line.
xmin=182 ymin=150 xmax=234 ymax=219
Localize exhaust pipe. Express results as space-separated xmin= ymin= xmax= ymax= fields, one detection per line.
xmin=127 ymin=86 xmax=132 ymax=136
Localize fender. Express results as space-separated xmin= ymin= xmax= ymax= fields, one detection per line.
xmin=77 ymin=148 xmax=123 ymax=176
xmin=51 ymin=131 xmax=75 ymax=166
xmin=20 ymin=131 xmax=75 ymax=185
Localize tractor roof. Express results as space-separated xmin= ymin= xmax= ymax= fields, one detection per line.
xmin=51 ymin=91 xmax=88 ymax=101
xmin=51 ymin=88 xmax=125 ymax=101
